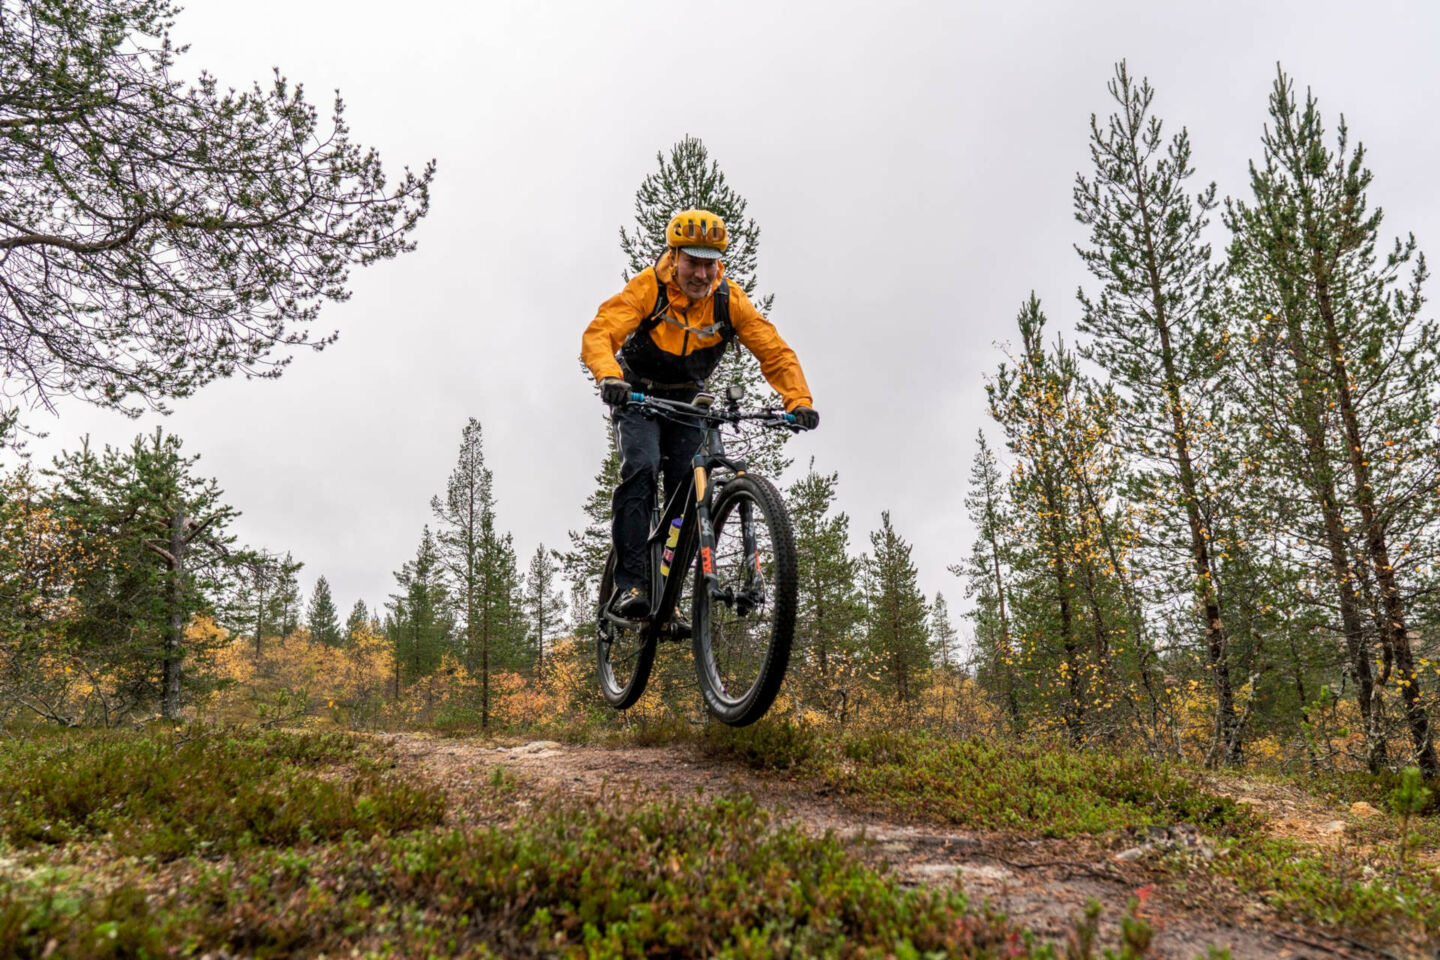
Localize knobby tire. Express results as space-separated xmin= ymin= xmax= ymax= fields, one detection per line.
xmin=692 ymin=474 xmax=797 ymax=726
xmin=596 ymin=551 xmax=655 ymax=709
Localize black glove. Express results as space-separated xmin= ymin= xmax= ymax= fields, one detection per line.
xmin=600 ymin=378 xmax=630 ymax=406
xmin=791 ymin=406 xmax=820 ymax=430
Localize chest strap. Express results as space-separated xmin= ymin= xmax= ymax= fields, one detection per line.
xmin=636 ymin=267 xmax=733 ymax=342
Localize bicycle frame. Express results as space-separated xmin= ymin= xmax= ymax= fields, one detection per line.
xmin=604 ymin=392 xmax=789 ymax=641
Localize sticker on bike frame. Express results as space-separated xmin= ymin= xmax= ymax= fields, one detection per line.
xmin=754 ymin=553 xmax=763 ymax=576
xmin=694 ymin=466 xmax=707 ymax=501
xmin=702 ymin=547 xmax=714 ymax=575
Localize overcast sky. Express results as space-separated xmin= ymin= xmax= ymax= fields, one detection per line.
xmin=10 ymin=0 xmax=1440 ymax=635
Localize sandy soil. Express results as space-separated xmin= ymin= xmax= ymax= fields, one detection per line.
xmin=380 ymin=733 xmax=1403 ymax=960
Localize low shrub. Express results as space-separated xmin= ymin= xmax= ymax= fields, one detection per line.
xmin=822 ymin=731 xmax=1255 ymax=836
xmin=699 ymin=715 xmax=819 ymax=770
xmin=0 ymin=725 xmax=445 ymax=858
xmin=0 ymin=792 xmax=1081 ymax=959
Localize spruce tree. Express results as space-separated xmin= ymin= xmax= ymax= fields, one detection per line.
xmin=385 ymin=526 xmax=452 ymax=686
xmin=862 ymin=512 xmax=931 ymax=706
xmin=621 ymin=136 xmax=769 ymax=307
xmin=274 ymin=553 xmax=303 ymax=637
xmin=786 ymin=461 xmax=864 ymax=720
xmin=224 ymin=550 xmax=300 ymax=657
xmin=929 ymin=592 xmax=960 ymax=672
xmin=522 ymin=545 xmax=568 ymax=664
xmin=431 ymin=418 xmax=523 ymax=727
xmin=929 ymin=591 xmax=962 ymax=729
xmin=306 ymin=575 xmax=342 ymax=647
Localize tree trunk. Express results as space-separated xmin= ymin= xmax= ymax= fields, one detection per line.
xmin=253 ymin=573 xmax=267 ymax=659
xmin=161 ymin=507 xmax=185 ymax=721
xmin=986 ymin=542 xmax=1023 ymax=732
xmin=1039 ymin=468 xmax=1083 ymax=743
xmin=1280 ymin=312 xmax=1386 ymax=771
xmin=482 ymin=596 xmax=492 ymax=730
xmin=1316 ymin=290 xmax=1437 ymax=774
xmin=1124 ymin=145 xmax=1239 ymax=765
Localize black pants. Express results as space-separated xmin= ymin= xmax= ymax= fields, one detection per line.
xmin=611 ymin=404 xmax=705 ymax=594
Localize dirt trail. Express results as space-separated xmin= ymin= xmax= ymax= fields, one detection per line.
xmin=382 ymin=734 xmax=1392 ymax=960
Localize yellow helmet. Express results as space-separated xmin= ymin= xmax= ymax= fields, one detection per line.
xmin=666 ymin=209 xmax=728 ymax=259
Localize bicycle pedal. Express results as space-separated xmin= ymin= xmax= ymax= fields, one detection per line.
xmin=662 ymin=620 xmax=692 ymax=642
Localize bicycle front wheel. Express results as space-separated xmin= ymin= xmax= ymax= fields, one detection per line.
xmin=596 ymin=552 xmax=655 ymax=709
xmin=692 ymin=475 xmax=797 ymax=726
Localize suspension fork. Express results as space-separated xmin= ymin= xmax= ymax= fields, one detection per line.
xmin=693 ymin=451 xmax=721 ymax=598
xmin=738 ymin=497 xmax=760 ymax=583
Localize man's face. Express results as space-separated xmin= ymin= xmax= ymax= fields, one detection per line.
xmin=674 ymin=249 xmax=720 ymax=300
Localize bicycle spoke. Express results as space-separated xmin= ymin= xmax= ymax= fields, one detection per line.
xmin=596 ymin=555 xmax=655 ymax=708
xmin=705 ymin=490 xmax=778 ymax=702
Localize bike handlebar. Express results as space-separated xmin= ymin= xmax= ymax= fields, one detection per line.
xmin=622 ymin=392 xmax=804 ymax=429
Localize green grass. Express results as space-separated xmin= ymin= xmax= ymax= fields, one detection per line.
xmin=0 ymin=725 xmax=446 ymax=858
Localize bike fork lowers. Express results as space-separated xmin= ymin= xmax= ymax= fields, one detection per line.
xmin=693 ymin=456 xmax=721 ymax=599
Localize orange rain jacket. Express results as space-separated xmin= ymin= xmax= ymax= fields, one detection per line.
xmin=580 ymin=250 xmax=813 ymax=411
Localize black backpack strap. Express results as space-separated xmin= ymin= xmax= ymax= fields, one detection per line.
xmin=635 ymin=268 xmax=734 ymax=341
xmin=637 ymin=266 xmax=669 ymax=335
xmin=713 ymin=280 xmax=734 ymax=342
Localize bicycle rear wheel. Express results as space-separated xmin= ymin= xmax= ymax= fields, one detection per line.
xmin=692 ymin=475 xmax=797 ymax=726
xmin=596 ymin=552 xmax=655 ymax=709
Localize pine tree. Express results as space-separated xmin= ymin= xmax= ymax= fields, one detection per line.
xmin=929 ymin=592 xmax=960 ymax=671
xmin=1073 ymin=62 xmax=1243 ymax=764
xmin=522 ymin=544 xmax=568 ymax=664
xmin=1225 ymin=68 xmax=1440 ymax=774
xmin=431 ymin=418 xmax=523 ymax=727
xmin=956 ymin=431 xmax=1022 ymax=729
xmin=306 ymin=575 xmax=342 ymax=647
xmin=385 ymin=526 xmax=452 ymax=687
xmin=0 ymin=0 xmax=432 ymax=432
xmin=786 ymin=461 xmax=864 ymax=721
xmin=862 ymin=512 xmax=931 ymax=705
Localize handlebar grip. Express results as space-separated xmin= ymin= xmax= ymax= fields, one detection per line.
xmin=784 ymin=413 xmax=796 ymax=424
xmin=630 ymin=392 xmax=646 ymax=403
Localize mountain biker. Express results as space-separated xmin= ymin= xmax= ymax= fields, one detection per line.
xmin=581 ymin=208 xmax=818 ymax=620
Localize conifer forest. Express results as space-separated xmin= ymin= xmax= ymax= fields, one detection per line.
xmin=3 ymin=1 xmax=1440 ymax=955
